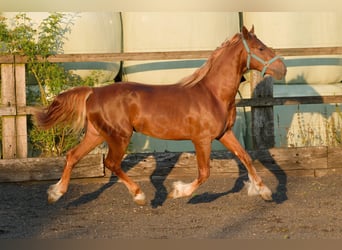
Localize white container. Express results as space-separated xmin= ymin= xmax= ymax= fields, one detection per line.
xmin=62 ymin=12 xmax=122 ymax=84
xmin=122 ymin=12 xmax=240 ymax=84
xmin=1 ymin=12 xmax=122 ymax=84
xmin=121 ymin=12 xmax=247 ymax=152
xmin=243 ymin=12 xmax=342 ymax=85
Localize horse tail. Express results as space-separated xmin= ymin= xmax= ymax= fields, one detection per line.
xmin=33 ymin=86 xmax=93 ymax=133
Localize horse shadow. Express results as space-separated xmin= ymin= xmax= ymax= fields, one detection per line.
xmin=187 ymin=149 xmax=288 ymax=205
xmin=67 ymin=146 xmax=288 ymax=208
xmin=66 ymin=173 xmax=118 ymax=208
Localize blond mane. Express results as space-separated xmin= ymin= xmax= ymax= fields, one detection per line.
xmin=178 ymin=33 xmax=241 ymax=87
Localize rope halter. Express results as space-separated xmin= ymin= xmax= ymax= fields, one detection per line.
xmin=241 ymin=35 xmax=283 ymax=77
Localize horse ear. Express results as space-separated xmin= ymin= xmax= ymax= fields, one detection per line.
xmin=242 ymin=25 xmax=249 ymax=39
xmin=250 ymin=25 xmax=255 ymax=34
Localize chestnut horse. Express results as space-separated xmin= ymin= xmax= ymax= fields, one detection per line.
xmin=33 ymin=26 xmax=286 ymax=205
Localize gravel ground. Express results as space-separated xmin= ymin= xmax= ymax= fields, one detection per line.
xmin=0 ymin=173 xmax=341 ymax=239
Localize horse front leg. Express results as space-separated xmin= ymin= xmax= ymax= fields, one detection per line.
xmin=168 ymin=141 xmax=211 ymax=199
xmin=219 ymin=130 xmax=272 ymax=201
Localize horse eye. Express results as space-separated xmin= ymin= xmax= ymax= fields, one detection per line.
xmin=259 ymin=47 xmax=265 ymax=51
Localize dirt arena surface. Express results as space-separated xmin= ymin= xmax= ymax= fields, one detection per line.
xmin=0 ymin=173 xmax=341 ymax=239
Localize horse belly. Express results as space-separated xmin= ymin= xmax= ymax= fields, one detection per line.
xmin=133 ymin=112 xmax=192 ymax=140
xmin=133 ymin=108 xmax=223 ymax=141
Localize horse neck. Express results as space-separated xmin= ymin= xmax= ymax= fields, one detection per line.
xmin=203 ymin=42 xmax=246 ymax=103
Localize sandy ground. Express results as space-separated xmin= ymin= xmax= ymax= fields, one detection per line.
xmin=0 ymin=173 xmax=341 ymax=239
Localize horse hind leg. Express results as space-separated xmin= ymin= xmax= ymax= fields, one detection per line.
xmin=47 ymin=122 xmax=104 ymax=203
xmin=104 ymin=137 xmax=146 ymax=206
xmin=168 ymin=141 xmax=211 ymax=199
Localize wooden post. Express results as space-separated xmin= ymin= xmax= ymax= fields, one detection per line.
xmin=0 ymin=63 xmax=27 ymax=159
xmin=15 ymin=64 xmax=27 ymax=158
xmin=1 ymin=64 xmax=17 ymax=158
xmin=250 ymin=70 xmax=275 ymax=149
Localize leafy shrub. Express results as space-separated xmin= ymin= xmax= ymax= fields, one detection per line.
xmin=0 ymin=13 xmax=101 ymax=156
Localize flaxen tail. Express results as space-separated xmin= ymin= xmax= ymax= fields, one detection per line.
xmin=33 ymin=86 xmax=93 ymax=133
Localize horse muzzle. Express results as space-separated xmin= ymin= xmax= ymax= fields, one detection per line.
xmin=267 ymin=59 xmax=287 ymax=80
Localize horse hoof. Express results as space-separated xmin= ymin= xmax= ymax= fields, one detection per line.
xmin=133 ymin=192 xmax=147 ymax=206
xmin=260 ymin=186 xmax=273 ymax=201
xmin=168 ymin=181 xmax=184 ymax=199
xmin=244 ymin=180 xmax=259 ymax=196
xmin=167 ymin=191 xmax=176 ymax=199
xmin=47 ymin=184 xmax=63 ymax=204
xmin=168 ymin=181 xmax=192 ymax=199
xmin=245 ymin=181 xmax=273 ymax=201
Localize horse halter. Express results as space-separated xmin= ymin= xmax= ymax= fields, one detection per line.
xmin=241 ymin=35 xmax=283 ymax=77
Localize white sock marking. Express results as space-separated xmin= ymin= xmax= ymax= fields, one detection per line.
xmin=170 ymin=181 xmax=193 ymax=198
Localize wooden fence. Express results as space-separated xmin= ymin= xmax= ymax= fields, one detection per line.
xmin=0 ymin=46 xmax=342 ymax=182
xmin=1 ymin=146 xmax=342 ymax=182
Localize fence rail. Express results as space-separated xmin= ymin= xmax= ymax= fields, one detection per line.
xmin=1 ymin=46 xmax=342 ymax=64
xmin=1 ymin=46 xmax=342 ymax=158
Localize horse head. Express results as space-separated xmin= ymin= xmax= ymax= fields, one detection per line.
xmin=241 ymin=25 xmax=287 ymax=80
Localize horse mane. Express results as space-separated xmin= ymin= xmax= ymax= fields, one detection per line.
xmin=177 ymin=33 xmax=241 ymax=88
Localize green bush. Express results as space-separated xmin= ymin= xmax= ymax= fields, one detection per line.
xmin=0 ymin=13 xmax=101 ymax=156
